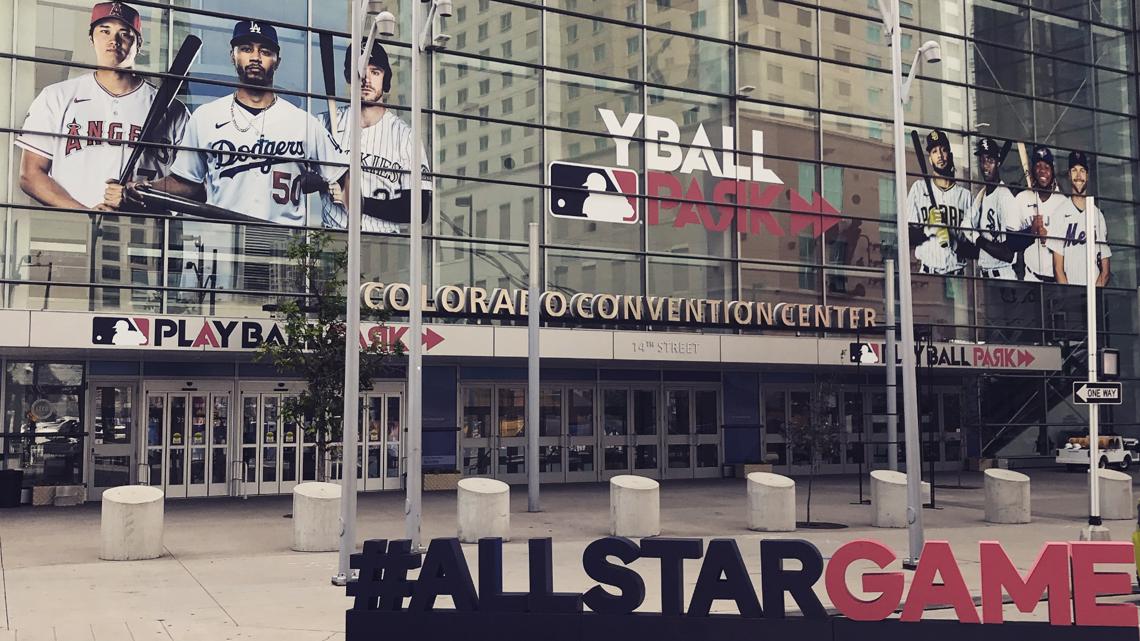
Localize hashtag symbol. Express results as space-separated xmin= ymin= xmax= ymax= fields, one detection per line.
xmin=347 ymin=539 xmax=422 ymax=611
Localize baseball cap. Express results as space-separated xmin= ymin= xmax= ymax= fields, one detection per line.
xmin=925 ymin=129 xmax=951 ymax=152
xmin=231 ymin=20 xmax=279 ymax=51
xmin=1068 ymin=150 xmax=1091 ymax=172
xmin=974 ymin=137 xmax=999 ymax=158
xmin=343 ymin=40 xmax=393 ymax=93
xmin=1032 ymin=145 xmax=1054 ymax=166
xmin=90 ymin=2 xmax=142 ymax=37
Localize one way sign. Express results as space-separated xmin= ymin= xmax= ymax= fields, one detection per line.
xmin=1073 ymin=381 xmax=1122 ymax=405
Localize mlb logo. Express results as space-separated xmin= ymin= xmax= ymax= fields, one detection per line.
xmin=548 ymin=161 xmax=639 ymax=224
xmin=92 ymin=317 xmax=150 ymax=346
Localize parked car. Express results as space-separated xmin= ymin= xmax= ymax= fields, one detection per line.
xmin=1056 ymin=435 xmax=1139 ymax=471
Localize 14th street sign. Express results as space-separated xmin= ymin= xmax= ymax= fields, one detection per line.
xmin=1073 ymin=381 xmax=1122 ymax=405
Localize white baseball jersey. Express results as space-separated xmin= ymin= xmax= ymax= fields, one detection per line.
xmin=905 ymin=179 xmax=973 ymax=274
xmin=1046 ymin=198 xmax=1112 ymax=286
xmin=15 ymin=73 xmax=188 ymax=207
xmin=972 ymin=183 xmax=1019 ymax=271
xmin=320 ymin=106 xmax=432 ymax=233
xmin=171 ymin=95 xmax=347 ymax=225
xmin=1013 ymin=187 xmax=1067 ymax=279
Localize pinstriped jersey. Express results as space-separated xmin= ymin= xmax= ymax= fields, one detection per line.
xmin=15 ymin=73 xmax=188 ymax=207
xmin=972 ymin=183 xmax=1019 ymax=271
xmin=320 ymin=106 xmax=432 ymax=234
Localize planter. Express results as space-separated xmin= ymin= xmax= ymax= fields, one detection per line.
xmin=734 ymin=463 xmax=774 ymax=478
xmin=32 ymin=485 xmax=56 ymax=506
xmin=53 ymin=485 xmax=86 ymax=506
xmin=424 ymin=472 xmax=462 ymax=492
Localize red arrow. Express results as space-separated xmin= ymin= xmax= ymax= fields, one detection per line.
xmin=1018 ymin=349 xmax=1035 ymax=367
xmin=424 ymin=328 xmax=445 ymax=350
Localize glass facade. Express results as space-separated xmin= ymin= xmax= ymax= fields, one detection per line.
xmin=0 ymin=0 xmax=1137 ymax=479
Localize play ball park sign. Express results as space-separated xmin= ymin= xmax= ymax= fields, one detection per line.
xmin=344 ymin=536 xmax=1136 ymax=640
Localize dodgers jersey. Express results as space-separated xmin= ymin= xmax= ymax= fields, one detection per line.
xmin=1046 ymin=198 xmax=1112 ymax=286
xmin=15 ymin=73 xmax=188 ymax=207
xmin=1013 ymin=187 xmax=1067 ymax=279
xmin=905 ymin=179 xmax=973 ymax=274
xmin=171 ymin=95 xmax=347 ymax=225
xmin=972 ymin=183 xmax=1019 ymax=271
xmin=320 ymin=106 xmax=432 ymax=233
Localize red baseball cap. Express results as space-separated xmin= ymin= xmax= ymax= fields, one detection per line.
xmin=90 ymin=2 xmax=142 ymax=36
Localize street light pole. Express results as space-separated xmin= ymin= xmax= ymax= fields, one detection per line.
xmin=405 ymin=0 xmax=425 ymax=551
xmin=1082 ymin=196 xmax=1107 ymax=541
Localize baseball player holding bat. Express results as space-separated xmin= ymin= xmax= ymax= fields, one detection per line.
xmin=1012 ymin=145 xmax=1065 ymax=282
xmin=106 ymin=20 xmax=347 ymax=224
xmin=969 ymin=138 xmax=1023 ymax=280
xmin=1049 ymin=151 xmax=1111 ymax=286
xmin=17 ymin=1 xmax=188 ymax=210
xmin=319 ymin=39 xmax=433 ymax=233
xmin=905 ymin=130 xmax=973 ymax=275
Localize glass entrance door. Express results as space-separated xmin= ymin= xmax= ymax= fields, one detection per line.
xmin=144 ymin=383 xmax=231 ymax=498
xmin=359 ymin=390 xmax=403 ymax=491
xmin=538 ymin=385 xmax=597 ymax=483
xmin=89 ymin=383 xmax=135 ymax=498
xmin=459 ymin=384 xmax=528 ymax=483
xmin=239 ymin=386 xmax=306 ymax=496
xmin=663 ymin=387 xmax=721 ymax=479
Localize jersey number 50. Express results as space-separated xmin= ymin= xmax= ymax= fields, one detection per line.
xmin=271 ymin=170 xmax=303 ymax=206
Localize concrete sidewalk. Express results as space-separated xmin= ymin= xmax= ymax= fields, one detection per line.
xmin=0 ymin=469 xmax=1136 ymax=640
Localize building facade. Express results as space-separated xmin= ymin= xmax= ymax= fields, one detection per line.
xmin=0 ymin=0 xmax=1136 ymax=500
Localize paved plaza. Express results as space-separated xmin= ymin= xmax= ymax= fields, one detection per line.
xmin=0 ymin=469 xmax=1137 ymax=640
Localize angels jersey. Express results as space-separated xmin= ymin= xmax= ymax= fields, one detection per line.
xmin=972 ymin=183 xmax=1019 ymax=271
xmin=1013 ymin=188 xmax=1067 ymax=279
xmin=15 ymin=73 xmax=188 ymax=207
xmin=905 ymin=179 xmax=973 ymax=274
xmin=320 ymin=106 xmax=432 ymax=233
xmin=171 ymin=95 xmax=346 ymax=225
xmin=1046 ymin=198 xmax=1112 ymax=286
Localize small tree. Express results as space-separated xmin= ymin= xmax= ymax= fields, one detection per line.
xmin=786 ymin=377 xmax=843 ymax=525
xmin=257 ymin=231 xmax=397 ymax=482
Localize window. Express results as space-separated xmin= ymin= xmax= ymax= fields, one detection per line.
xmin=478 ymin=0 xmax=489 ymax=12
xmin=800 ymin=72 xmax=815 ymax=91
xmin=800 ymin=38 xmax=812 ymax=55
xmin=478 ymin=22 xmax=489 ymax=41
xmin=626 ymin=4 xmax=637 ymax=20
xmin=566 ymin=25 xmax=578 ymax=42
xmin=901 ymin=34 xmax=913 ymax=49
xmin=899 ymin=1 xmax=913 ymax=19
xmin=479 ymin=135 xmax=489 ymax=151
xmin=523 ymin=197 xmax=535 ymax=219
xmin=837 ymin=80 xmax=851 ymax=96
xmin=767 ymin=64 xmax=783 ymax=83
xmin=457 ymin=32 xmax=467 ymax=48
xmin=502 ymin=73 xmax=513 ymax=88
xmin=524 ymin=147 xmax=534 ymax=163
xmin=764 ymin=1 xmax=779 ymax=17
xmin=502 ymin=97 xmax=513 ymax=114
xmin=478 ymin=79 xmax=490 ymax=95
xmin=501 ymin=129 xmax=511 ymax=145
xmin=499 ymin=204 xmax=511 ymax=237
xmin=567 ymin=53 xmax=579 ymax=69
xmin=867 ymin=56 xmax=882 ymax=68
xmin=458 ymin=88 xmax=469 ymax=103
xmin=458 ymin=64 xmax=469 ymax=78
xmin=867 ymin=24 xmax=881 ymax=43
xmin=834 ymin=47 xmax=850 ymax=63
xmin=459 ymin=120 xmax=468 ymax=132
xmin=500 ymin=13 xmax=511 ymax=31
xmin=526 ymin=89 xmax=536 ymax=106
xmin=476 ymin=210 xmax=488 ymax=237
xmin=592 ymin=19 xmax=603 ymax=33
xmin=458 ymin=142 xmax=468 ymax=157
xmin=501 ymin=41 xmax=512 ymax=57
xmin=868 ymin=87 xmax=883 ymax=105
xmin=438 ymin=69 xmax=447 ymax=84
xmin=690 ymin=10 xmax=707 ymax=29
xmin=569 ymin=142 xmax=581 ymax=156
xmin=479 ymin=106 xmax=490 ymax=121
xmin=627 ymin=36 xmax=639 ymax=54
xmin=765 ymin=29 xmax=780 ymax=48
xmin=834 ymin=16 xmax=850 ymax=34
xmin=478 ymin=160 xmax=489 ymax=174
xmin=594 ymin=44 xmax=606 ymax=62
xmin=439 ymin=149 xmax=447 ymax=163
xmin=568 ymin=84 xmax=580 ymax=99
xmin=526 ymin=30 xmax=538 ymax=47
xmin=796 ymin=8 xmax=811 ymax=26
xmin=567 ymin=111 xmax=580 ymax=127
xmin=438 ymin=123 xmax=447 ymax=137
xmin=457 ymin=6 xmax=466 ymax=20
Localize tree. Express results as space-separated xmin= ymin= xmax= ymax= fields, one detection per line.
xmin=257 ymin=231 xmax=397 ymax=482
xmin=785 ymin=377 xmax=843 ymax=525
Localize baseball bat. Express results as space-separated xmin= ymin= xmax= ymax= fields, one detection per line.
xmin=997 ymin=139 xmax=1013 ymax=167
xmin=319 ymin=31 xmax=340 ymax=134
xmin=134 ymin=186 xmax=266 ymax=224
xmin=117 ymin=35 xmax=201 ymax=185
xmin=910 ymin=130 xmax=949 ymax=248
xmin=1016 ymin=142 xmax=1048 ymax=253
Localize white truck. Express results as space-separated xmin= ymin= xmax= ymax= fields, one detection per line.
xmin=1056 ymin=435 xmax=1139 ymax=471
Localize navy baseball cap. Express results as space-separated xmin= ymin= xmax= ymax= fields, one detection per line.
xmin=231 ymin=20 xmax=279 ymax=51
xmin=1068 ymin=150 xmax=1090 ymax=172
xmin=1032 ymin=145 xmax=1054 ymax=166
xmin=926 ymin=129 xmax=951 ymax=152
xmin=974 ymin=137 xmax=999 ymax=158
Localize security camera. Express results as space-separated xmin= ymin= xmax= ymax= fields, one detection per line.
xmin=432 ymin=33 xmax=451 ymax=48
xmin=376 ymin=10 xmax=397 ymax=37
xmin=436 ymin=0 xmax=453 ymax=17
xmin=366 ymin=0 xmax=386 ymax=14
xmin=920 ymin=40 xmax=942 ymax=64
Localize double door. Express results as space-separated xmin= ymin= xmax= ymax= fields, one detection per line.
xmin=239 ymin=383 xmax=309 ymax=496
xmin=89 ymin=382 xmax=136 ymax=499
xmin=351 ymin=389 xmax=404 ymax=491
xmin=601 ymin=386 xmax=720 ymax=480
xmin=460 ymin=385 xmax=529 ymax=484
xmin=144 ymin=382 xmax=232 ymax=498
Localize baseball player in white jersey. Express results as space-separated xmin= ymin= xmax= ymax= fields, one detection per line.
xmin=905 ymin=130 xmax=974 ymax=275
xmin=105 ymin=20 xmax=346 ymax=224
xmin=969 ymin=138 xmax=1021 ymax=280
xmin=1012 ymin=145 xmax=1066 ymax=282
xmin=16 ymin=2 xmax=187 ymax=210
xmin=1049 ymin=151 xmax=1111 ymax=286
xmin=321 ymin=40 xmax=432 ymax=234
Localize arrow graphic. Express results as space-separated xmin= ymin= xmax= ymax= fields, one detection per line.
xmin=1076 ymin=385 xmax=1089 ymax=402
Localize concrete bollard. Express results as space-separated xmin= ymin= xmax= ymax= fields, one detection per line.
xmin=100 ymin=485 xmax=164 ymax=561
xmin=870 ymin=470 xmax=928 ymax=528
xmin=984 ymin=468 xmax=1031 ymax=524
xmin=1097 ymin=469 xmax=1134 ymax=520
xmin=747 ymin=472 xmax=795 ymax=532
xmin=457 ymin=478 xmax=510 ymax=542
xmin=610 ymin=475 xmax=660 ymax=537
xmin=292 ymin=482 xmax=342 ymax=552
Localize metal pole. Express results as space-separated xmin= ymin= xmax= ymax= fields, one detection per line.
xmin=1086 ymin=196 xmax=1101 ymax=528
xmin=527 ymin=222 xmax=541 ymax=512
xmin=887 ymin=0 xmax=925 ymax=565
xmin=334 ymin=0 xmax=364 ymax=585
xmin=405 ymin=0 xmax=424 ymax=551
xmin=885 ymin=258 xmax=898 ymax=471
